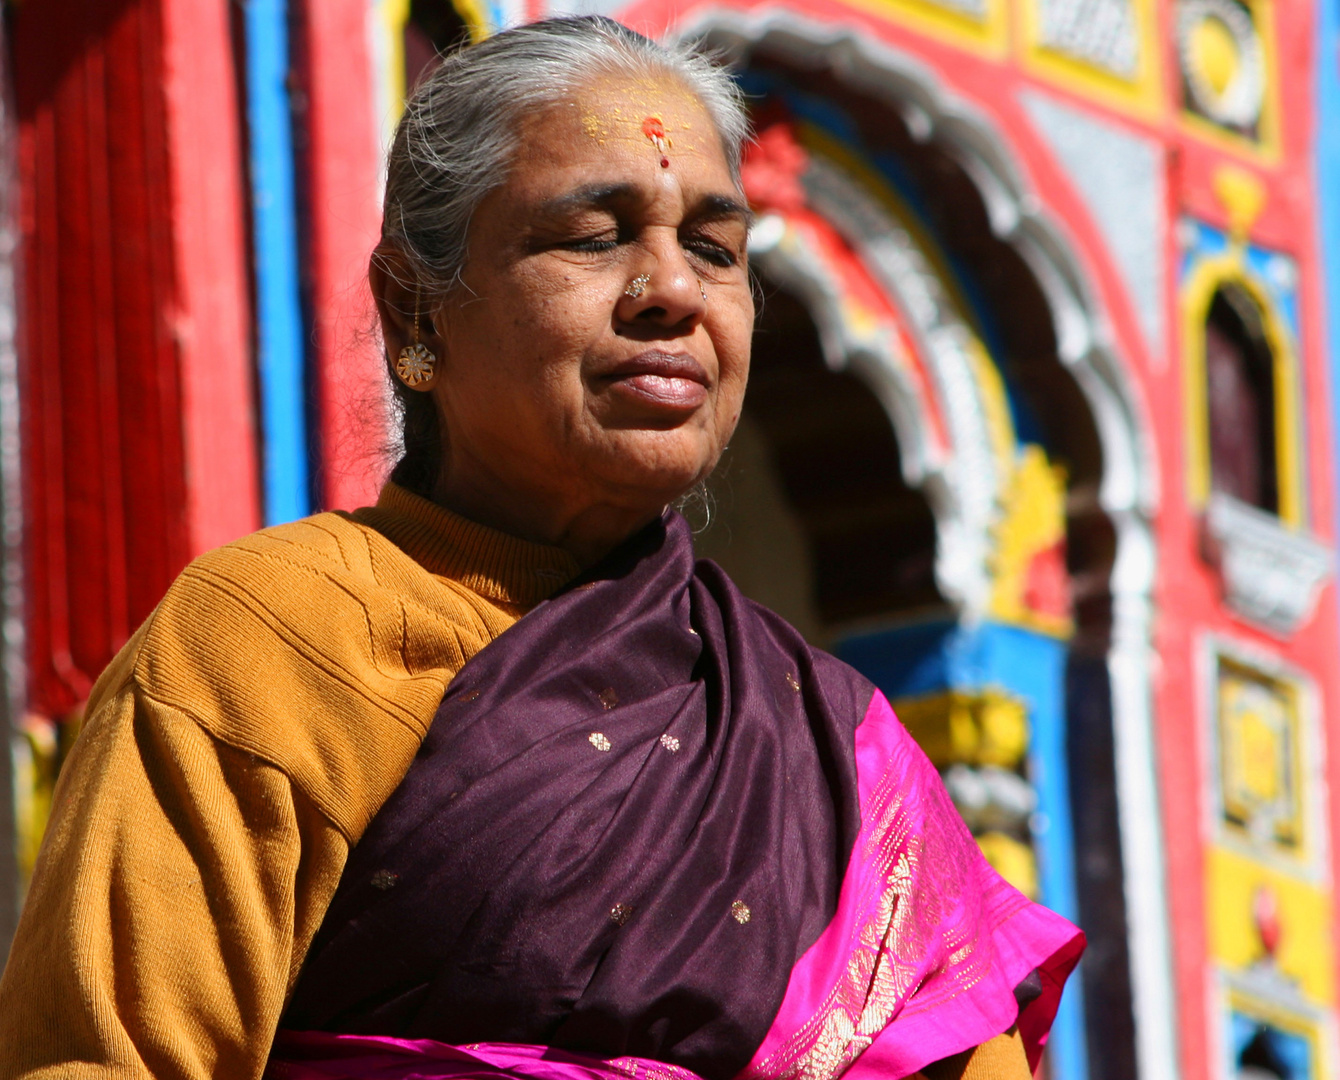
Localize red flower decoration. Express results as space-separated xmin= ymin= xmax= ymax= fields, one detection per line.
xmin=1253 ymin=886 xmax=1281 ymax=960
xmin=741 ymin=123 xmax=810 ymax=213
xmin=1023 ymin=541 xmax=1071 ymax=622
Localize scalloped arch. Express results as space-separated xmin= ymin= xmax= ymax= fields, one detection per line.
xmin=678 ymin=7 xmax=1159 ymax=521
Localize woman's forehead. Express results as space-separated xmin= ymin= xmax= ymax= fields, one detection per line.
xmin=495 ymin=74 xmax=736 ymax=212
xmin=561 ymin=74 xmax=717 ymax=157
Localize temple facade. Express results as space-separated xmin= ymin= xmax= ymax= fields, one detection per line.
xmin=3 ymin=1 xmax=1340 ymax=1078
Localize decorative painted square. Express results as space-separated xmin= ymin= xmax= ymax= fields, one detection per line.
xmin=1208 ymin=847 xmax=1334 ymax=1003
xmin=1036 ymin=0 xmax=1140 ymax=78
xmin=1176 ymin=0 xmax=1273 ymax=144
xmin=1019 ymin=0 xmax=1160 ymax=115
xmin=1218 ymin=658 xmax=1302 ymax=850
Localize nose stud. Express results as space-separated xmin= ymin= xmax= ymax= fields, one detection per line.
xmin=625 ymin=273 xmax=651 ymax=299
xmin=699 ymin=279 xmax=707 ymax=303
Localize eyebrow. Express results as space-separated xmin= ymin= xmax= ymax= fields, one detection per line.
xmin=535 ymin=183 xmax=641 ymax=217
xmin=694 ymin=193 xmax=754 ymax=228
xmin=535 ymin=183 xmax=753 ymax=227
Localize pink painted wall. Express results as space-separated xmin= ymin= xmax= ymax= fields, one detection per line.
xmin=299 ymin=0 xmax=391 ymax=512
xmin=162 ymin=0 xmax=261 ymax=555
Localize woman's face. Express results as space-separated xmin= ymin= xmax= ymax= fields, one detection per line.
xmin=414 ymin=75 xmax=753 ymax=553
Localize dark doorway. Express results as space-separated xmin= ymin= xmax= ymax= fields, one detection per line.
xmin=405 ymin=0 xmax=471 ymax=92
xmin=1206 ymin=285 xmax=1279 ymax=514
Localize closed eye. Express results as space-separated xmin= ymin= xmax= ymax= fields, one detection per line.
xmin=563 ymin=236 xmax=619 ymax=253
xmin=685 ymin=239 xmax=738 ymax=267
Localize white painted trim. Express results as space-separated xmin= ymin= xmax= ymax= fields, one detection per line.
xmin=797 ymin=156 xmax=1004 ymax=614
xmin=746 ymin=213 xmax=942 ymax=486
xmin=1204 ymin=493 xmax=1334 ymax=637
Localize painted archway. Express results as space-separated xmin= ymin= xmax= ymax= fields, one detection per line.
xmin=655 ymin=12 xmax=1174 ymax=1080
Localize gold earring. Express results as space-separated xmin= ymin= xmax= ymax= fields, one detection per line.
xmin=625 ymin=273 xmax=651 ymax=299
xmin=395 ymin=291 xmax=436 ymax=387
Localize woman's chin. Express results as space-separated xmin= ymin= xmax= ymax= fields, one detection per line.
xmin=591 ymin=439 xmax=716 ymax=506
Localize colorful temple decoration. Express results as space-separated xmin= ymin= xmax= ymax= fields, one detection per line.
xmin=1205 ymin=644 xmax=1336 ymax=1076
xmin=5 ymin=3 xmax=1340 ymax=1079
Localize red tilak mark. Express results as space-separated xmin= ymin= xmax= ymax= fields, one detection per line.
xmin=643 ymin=116 xmax=671 ymax=164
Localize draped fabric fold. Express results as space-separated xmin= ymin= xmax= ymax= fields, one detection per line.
xmin=273 ymin=513 xmax=1081 ymax=1080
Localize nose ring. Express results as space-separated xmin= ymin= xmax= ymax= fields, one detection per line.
xmin=624 ymin=273 xmax=651 ymax=299
xmin=699 ymin=279 xmax=707 ymax=303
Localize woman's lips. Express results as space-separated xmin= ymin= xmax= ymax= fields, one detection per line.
xmin=601 ymin=352 xmax=710 ymax=411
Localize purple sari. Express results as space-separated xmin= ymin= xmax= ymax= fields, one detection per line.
xmin=269 ymin=513 xmax=1081 ymax=1080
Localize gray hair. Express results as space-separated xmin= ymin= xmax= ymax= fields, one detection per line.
xmin=381 ymin=15 xmax=750 ymax=299
xmin=380 ymin=16 xmax=751 ymax=496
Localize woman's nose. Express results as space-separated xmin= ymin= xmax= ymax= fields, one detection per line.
xmin=617 ymin=246 xmax=707 ymax=329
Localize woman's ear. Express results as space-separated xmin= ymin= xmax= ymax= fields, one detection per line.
xmin=370 ymin=247 xmax=443 ymax=391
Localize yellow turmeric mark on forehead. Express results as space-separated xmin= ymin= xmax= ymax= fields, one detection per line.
xmin=581 ymin=113 xmax=609 ymax=144
xmin=573 ymin=76 xmax=709 ymax=156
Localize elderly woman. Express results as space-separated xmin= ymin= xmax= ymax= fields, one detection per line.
xmin=0 ymin=17 xmax=1080 ymax=1080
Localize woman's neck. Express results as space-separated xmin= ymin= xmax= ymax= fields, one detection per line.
xmin=428 ymin=470 xmax=666 ymax=570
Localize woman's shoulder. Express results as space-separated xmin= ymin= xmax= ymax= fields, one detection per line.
xmin=183 ymin=509 xmax=487 ymax=611
xmin=103 ymin=511 xmax=504 ymax=839
xmin=149 ymin=509 xmax=499 ymax=671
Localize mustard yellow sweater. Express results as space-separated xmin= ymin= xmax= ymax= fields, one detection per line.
xmin=0 ymin=484 xmax=1029 ymax=1080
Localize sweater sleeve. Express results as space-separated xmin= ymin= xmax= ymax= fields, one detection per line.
xmin=0 ymin=669 xmax=350 ymax=1080
xmin=0 ymin=505 xmax=562 ymax=1080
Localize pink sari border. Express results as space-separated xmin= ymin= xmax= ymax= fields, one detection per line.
xmin=740 ymin=690 xmax=1084 ymax=1080
xmin=266 ymin=1032 xmax=704 ymax=1080
xmin=848 ymin=894 xmax=1085 ymax=1077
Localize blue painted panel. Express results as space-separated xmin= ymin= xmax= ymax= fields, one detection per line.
xmin=1320 ymin=0 xmax=1340 ymax=553
xmin=1230 ymin=1011 xmax=1313 ymax=1079
xmin=836 ymin=619 xmax=959 ymax=695
xmin=836 ymin=620 xmax=1088 ymax=1080
xmin=243 ymin=0 xmax=310 ymax=525
xmin=1179 ymin=219 xmax=1302 ymax=338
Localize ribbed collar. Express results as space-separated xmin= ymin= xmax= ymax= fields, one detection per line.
xmin=353 ymin=483 xmax=582 ymax=609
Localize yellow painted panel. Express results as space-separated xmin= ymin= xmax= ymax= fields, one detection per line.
xmin=977 ymin=831 xmax=1038 ymax=899
xmin=835 ymin=0 xmax=1009 ymax=59
xmin=1207 ymin=845 xmax=1334 ymax=1005
xmin=375 ymin=0 xmax=411 ymax=118
xmin=893 ymin=689 xmax=1031 ymax=769
xmin=1218 ymin=660 xmax=1305 ymax=852
xmin=1178 ymin=0 xmax=1282 ymax=163
xmin=988 ymin=444 xmax=1072 ymax=637
xmin=453 ymin=0 xmax=493 ymax=42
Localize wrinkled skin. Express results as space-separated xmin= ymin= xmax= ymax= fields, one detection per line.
xmin=374 ymin=75 xmax=754 ymax=566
